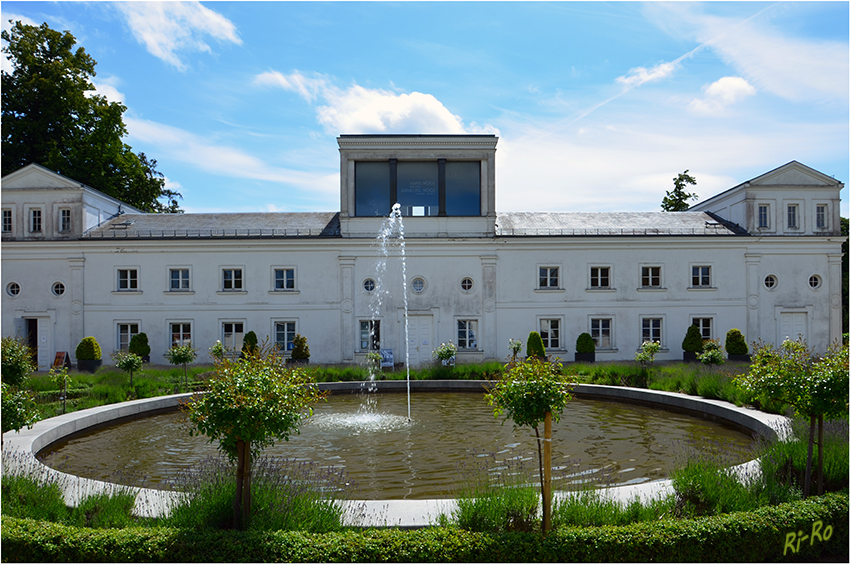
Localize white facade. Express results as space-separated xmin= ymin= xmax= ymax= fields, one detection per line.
xmin=1 ymin=136 xmax=844 ymax=370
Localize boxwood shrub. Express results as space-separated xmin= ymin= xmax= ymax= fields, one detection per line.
xmin=3 ymin=492 xmax=846 ymax=562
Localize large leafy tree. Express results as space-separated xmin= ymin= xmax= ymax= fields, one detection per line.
xmin=1 ymin=20 xmax=181 ymax=213
xmin=661 ymin=170 xmax=698 ymax=211
xmin=185 ymin=343 xmax=326 ymax=529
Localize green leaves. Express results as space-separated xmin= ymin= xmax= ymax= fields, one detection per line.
xmin=485 ymin=358 xmax=573 ymax=429
xmin=185 ymin=345 xmax=326 ymax=462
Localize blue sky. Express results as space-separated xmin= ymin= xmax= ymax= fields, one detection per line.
xmin=2 ymin=1 xmax=848 ymax=215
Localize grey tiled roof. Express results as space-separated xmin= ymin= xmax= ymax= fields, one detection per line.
xmin=81 ymin=210 xmax=744 ymax=239
xmin=83 ymin=212 xmax=341 ymax=239
xmin=495 ymin=212 xmax=744 ymax=236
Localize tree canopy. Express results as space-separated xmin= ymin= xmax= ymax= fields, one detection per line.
xmin=661 ymin=170 xmax=698 ymax=211
xmin=1 ymin=20 xmax=182 ymax=213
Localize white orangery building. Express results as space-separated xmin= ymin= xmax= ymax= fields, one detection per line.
xmin=1 ymin=134 xmax=844 ymax=370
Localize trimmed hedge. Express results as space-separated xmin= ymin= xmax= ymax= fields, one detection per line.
xmin=3 ymin=493 xmax=847 ymax=562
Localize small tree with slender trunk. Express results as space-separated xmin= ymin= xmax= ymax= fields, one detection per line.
xmin=485 ymin=357 xmax=574 ymax=534
xmin=734 ymin=338 xmax=848 ymax=497
xmin=184 ymin=342 xmax=326 ymax=529
xmin=165 ymin=345 xmax=197 ymax=389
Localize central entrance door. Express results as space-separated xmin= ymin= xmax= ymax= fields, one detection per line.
xmin=405 ymin=315 xmax=434 ymax=367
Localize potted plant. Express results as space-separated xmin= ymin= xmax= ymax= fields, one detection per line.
xmin=128 ymin=333 xmax=151 ymax=363
xmin=681 ymin=324 xmax=704 ymax=363
xmin=241 ymin=331 xmax=258 ymax=358
xmin=75 ymin=336 xmax=102 ymax=373
xmin=725 ymin=328 xmax=750 ymax=362
xmin=526 ymin=331 xmax=546 ymax=360
xmin=433 ymin=341 xmax=457 ymax=367
xmin=574 ymin=332 xmax=596 ymax=363
xmin=289 ymin=334 xmax=310 ymax=365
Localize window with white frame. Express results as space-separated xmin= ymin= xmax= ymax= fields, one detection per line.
xmin=222 ymin=322 xmax=244 ymax=352
xmin=360 ymin=320 xmax=380 ymax=350
xmin=222 ymin=268 xmax=243 ymax=291
xmin=539 ymin=319 xmax=560 ymax=349
xmin=590 ymin=266 xmax=610 ymax=289
xmin=274 ymin=268 xmax=295 ymax=291
xmin=30 ymin=208 xmax=42 ymax=233
xmin=117 ymin=269 xmax=138 ymax=291
xmin=170 ymin=322 xmax=192 ymax=347
xmin=816 ymin=205 xmax=827 ymax=229
xmin=538 ymin=266 xmax=559 ymax=289
xmin=117 ymin=323 xmax=139 ymax=352
xmin=59 ymin=209 xmax=71 ymax=233
xmin=3 ymin=209 xmax=13 ymax=233
xmin=457 ymin=319 xmax=478 ymax=350
xmin=787 ymin=204 xmax=799 ymax=229
xmin=691 ymin=266 xmax=711 ymax=287
xmin=641 ymin=318 xmax=662 ymax=345
xmin=169 ymin=268 xmax=190 ymax=291
xmin=691 ymin=318 xmax=712 ymax=340
xmin=758 ymin=204 xmax=770 ymax=229
xmin=275 ymin=321 xmax=297 ymax=351
xmin=641 ymin=266 xmax=662 ymax=288
xmin=590 ymin=318 xmax=612 ymax=349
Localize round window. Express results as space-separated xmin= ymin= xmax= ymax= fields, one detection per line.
xmin=764 ymin=275 xmax=777 ymax=289
xmin=363 ymin=278 xmax=376 ymax=293
xmin=52 ymin=282 xmax=66 ymax=296
xmin=461 ymin=277 xmax=474 ymax=292
xmin=411 ymin=277 xmax=425 ymax=294
xmin=808 ymin=275 xmax=822 ymax=289
xmin=6 ymin=282 xmax=20 ymax=296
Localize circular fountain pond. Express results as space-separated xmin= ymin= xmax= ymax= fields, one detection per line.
xmin=39 ymin=392 xmax=755 ymax=500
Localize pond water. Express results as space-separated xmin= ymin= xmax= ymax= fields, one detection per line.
xmin=39 ymin=393 xmax=755 ymax=499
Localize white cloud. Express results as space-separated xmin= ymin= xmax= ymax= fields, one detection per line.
xmin=254 ymin=70 xmax=499 ymax=135
xmin=114 ymin=1 xmax=241 ymax=71
xmin=615 ymin=61 xmax=679 ymax=88
xmin=645 ymin=3 xmax=848 ymax=104
xmin=689 ymin=76 xmax=756 ymax=115
xmin=91 ymin=76 xmax=126 ymax=104
xmin=124 ymin=117 xmax=338 ymax=197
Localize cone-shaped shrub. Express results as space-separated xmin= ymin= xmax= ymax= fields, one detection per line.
xmin=128 ymin=333 xmax=150 ymax=358
xmin=241 ymin=331 xmax=259 ymax=357
xmin=575 ymin=332 xmax=595 ymax=354
xmin=725 ymin=328 xmax=748 ymax=355
xmin=526 ymin=331 xmax=546 ymax=359
xmin=75 ymin=336 xmax=101 ymax=361
xmin=682 ymin=324 xmax=705 ymax=353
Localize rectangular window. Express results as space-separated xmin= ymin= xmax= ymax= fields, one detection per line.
xmin=692 ymin=266 xmax=711 ymax=287
xmin=360 ymin=320 xmax=380 ymax=351
xmin=590 ymin=267 xmax=610 ymax=288
xmin=275 ymin=321 xmax=297 ymax=351
xmin=274 ymin=268 xmax=295 ymax=290
xmin=2 ymin=209 xmax=11 ymax=233
xmin=222 ymin=268 xmax=243 ymax=291
xmin=758 ymin=204 xmax=769 ymax=228
xmin=59 ymin=209 xmax=71 ymax=232
xmin=692 ymin=318 xmax=712 ymax=340
xmin=816 ymin=205 xmax=827 ymax=229
xmin=642 ymin=318 xmax=662 ymax=345
xmin=539 ymin=267 xmax=559 ymax=289
xmin=457 ymin=320 xmax=478 ymax=350
xmin=222 ymin=322 xmax=244 ymax=352
xmin=641 ymin=266 xmax=661 ymax=288
xmin=117 ymin=269 xmax=138 ymax=291
xmin=170 ymin=268 xmax=190 ymax=291
xmin=787 ymin=204 xmax=798 ymax=229
xmin=590 ymin=318 xmax=612 ymax=349
xmin=171 ymin=323 xmax=192 ymax=347
xmin=539 ymin=319 xmax=560 ymax=350
xmin=30 ymin=209 xmax=41 ymax=233
xmin=117 ymin=323 xmax=139 ymax=352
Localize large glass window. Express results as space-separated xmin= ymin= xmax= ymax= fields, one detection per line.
xmin=171 ymin=323 xmax=192 ymax=347
xmin=59 ymin=209 xmax=71 ymax=232
xmin=360 ymin=320 xmax=380 ymax=350
xmin=457 ymin=320 xmax=478 ymax=350
xmin=540 ymin=319 xmax=560 ymax=349
xmin=117 ymin=269 xmax=138 ymax=291
xmin=223 ymin=322 xmax=244 ymax=352
xmin=398 ymin=161 xmax=438 ymax=216
xmin=274 ymin=268 xmax=295 ymax=290
xmin=445 ymin=161 xmax=480 ymax=216
xmin=2 ymin=209 xmax=12 ymax=233
xmin=591 ymin=318 xmax=612 ymax=349
xmin=118 ymin=323 xmax=139 ymax=351
xmin=642 ymin=318 xmax=662 ymax=345
xmin=355 ymin=162 xmax=390 ymax=217
xmin=275 ymin=321 xmax=296 ymax=351
xmin=170 ymin=268 xmax=190 ymax=291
